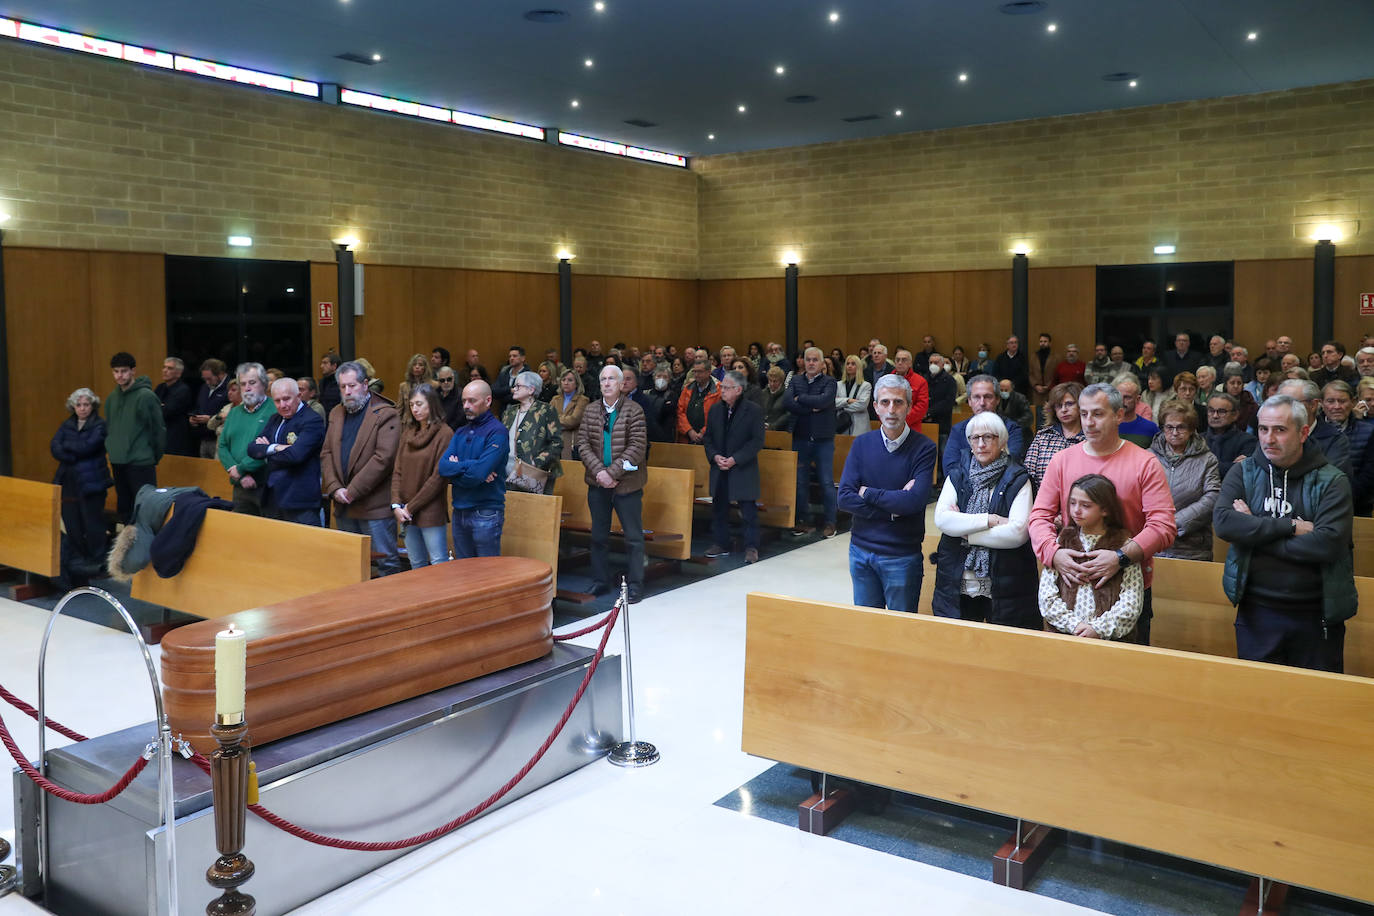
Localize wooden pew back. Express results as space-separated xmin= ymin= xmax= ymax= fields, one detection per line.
xmin=743 ymin=593 xmax=1374 ymax=904
xmin=131 ymin=511 xmax=371 ymax=619
xmin=763 ymin=430 xmax=791 ymax=450
xmin=647 ymin=442 xmax=709 ymax=499
xmin=501 ymin=491 xmax=562 ymax=579
xmin=1216 ymin=516 xmax=1374 ymax=578
xmin=0 ymin=476 xmax=60 ymax=576
xmin=552 ymin=466 xmax=695 ymax=560
xmin=105 ymin=455 xmax=234 ymax=513
xmin=756 ymin=449 xmax=797 ymax=529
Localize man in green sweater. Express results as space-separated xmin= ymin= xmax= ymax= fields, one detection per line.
xmin=105 ymin=351 xmax=165 ymax=524
xmin=217 ymin=362 xmax=275 ymax=514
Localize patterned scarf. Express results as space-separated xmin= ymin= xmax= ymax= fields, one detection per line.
xmin=963 ymin=454 xmax=1009 ymax=578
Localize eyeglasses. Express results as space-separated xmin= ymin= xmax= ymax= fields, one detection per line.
xmin=1206 ymin=407 xmax=1233 ymax=415
xmin=1163 ymin=424 xmax=1190 ymax=433
xmin=968 ymin=434 xmax=999 ymax=444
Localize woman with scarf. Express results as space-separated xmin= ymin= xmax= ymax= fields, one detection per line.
xmin=932 ymin=411 xmax=1040 ymax=628
xmin=503 ymin=370 xmax=563 ymax=493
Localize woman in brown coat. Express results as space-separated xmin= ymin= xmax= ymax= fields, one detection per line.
xmin=556 ymin=368 xmax=589 ymax=459
xmin=391 ymin=382 xmax=453 ymax=568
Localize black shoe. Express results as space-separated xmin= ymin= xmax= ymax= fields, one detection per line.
xmin=628 ymin=588 xmax=644 ymax=604
xmin=704 ymin=544 xmax=731 ymax=558
xmin=589 ymin=581 xmax=610 ymax=596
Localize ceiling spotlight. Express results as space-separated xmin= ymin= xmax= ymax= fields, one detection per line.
xmin=371 ymin=52 xmax=382 ymax=61
xmin=1154 ymin=244 xmax=1175 ymax=255
xmin=1128 ymin=80 xmax=1138 ymax=88
xmin=1166 ymin=284 xmax=1176 ymax=292
xmin=1046 ymin=22 xmax=1057 ymax=32
xmin=828 ymin=10 xmax=840 ymax=23
xmin=594 ymin=0 xmax=605 ymax=9
xmin=707 ymin=133 xmax=716 ymax=140
xmin=227 ymin=235 xmax=252 ymax=248
xmin=286 ymin=287 xmax=295 ymax=293
xmin=584 ymin=58 xmax=594 ymax=67
xmin=737 ymin=103 xmax=747 ymax=113
xmin=775 ymin=64 xmax=785 ymax=75
xmin=570 ymin=99 xmax=580 ymax=107
xmin=958 ymin=72 xmax=968 ymax=82
xmin=1247 ymin=30 xmax=1258 ymax=41
xmin=894 ymin=108 xmax=903 ymax=116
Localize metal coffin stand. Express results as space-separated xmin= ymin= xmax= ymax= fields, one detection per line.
xmin=15 ymin=643 xmax=622 ymax=916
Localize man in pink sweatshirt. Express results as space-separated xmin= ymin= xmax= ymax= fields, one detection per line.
xmin=1029 ymin=382 xmax=1177 ymax=644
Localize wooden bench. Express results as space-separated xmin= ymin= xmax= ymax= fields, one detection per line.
xmin=131 ymin=510 xmax=371 ymax=622
xmin=104 ymin=454 xmax=234 ymax=512
xmin=501 ymin=490 xmax=562 ymax=580
xmin=743 ymin=593 xmax=1374 ymax=905
xmin=0 ymin=477 xmax=61 ymax=596
xmin=647 ymin=442 xmax=797 ymax=530
xmin=552 ymin=467 xmax=694 ymax=561
xmin=1214 ymin=516 xmax=1374 ymax=578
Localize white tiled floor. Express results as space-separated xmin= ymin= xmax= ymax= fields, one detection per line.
xmin=0 ymin=535 xmax=1101 ymax=915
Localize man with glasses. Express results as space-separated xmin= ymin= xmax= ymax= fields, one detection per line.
xmin=435 ymin=366 xmax=464 ymax=429
xmin=1205 ymin=392 xmax=1257 ymax=468
xmin=945 ymin=375 xmax=1025 ymax=473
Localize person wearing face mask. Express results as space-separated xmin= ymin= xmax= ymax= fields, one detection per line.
xmin=218 ymin=362 xmax=276 ymax=515
xmin=969 ymin=343 xmax=994 ymax=376
xmin=995 ymin=378 xmax=1034 ymax=459
xmin=643 ymin=364 xmax=678 ymax=444
xmin=921 ymin=353 xmax=958 ymax=439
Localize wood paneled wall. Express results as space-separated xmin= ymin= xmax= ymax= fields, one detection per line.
xmin=5 ymin=248 xmax=165 ymax=482
xmin=1028 ymin=266 xmax=1095 ymax=355
xmin=571 ymin=275 xmax=698 ymax=355
xmin=1335 ymin=255 xmax=1374 ymax=351
xmin=1233 ymin=258 xmax=1314 ymax=356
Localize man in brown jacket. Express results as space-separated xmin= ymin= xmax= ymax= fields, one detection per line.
xmin=578 ymin=364 xmax=649 ymax=602
xmin=1028 ymin=332 xmax=1062 ymax=428
xmin=321 ymin=360 xmax=402 ymax=575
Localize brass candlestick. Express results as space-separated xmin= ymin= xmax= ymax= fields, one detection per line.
xmin=206 ymin=717 xmax=255 ymax=916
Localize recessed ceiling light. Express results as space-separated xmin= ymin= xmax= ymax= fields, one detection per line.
xmin=958 ymin=72 xmax=968 ymax=82
xmin=828 ymin=10 xmax=840 ymax=23
xmin=737 ymin=104 xmax=747 ymax=113
xmin=1247 ymin=30 xmax=1258 ymax=41
xmin=707 ymin=133 xmax=716 ymax=140
xmin=1046 ymin=22 xmax=1057 ymax=32
xmin=371 ymin=52 xmax=382 ymax=61
xmin=570 ymin=99 xmax=580 ymax=107
xmin=1129 ymin=79 xmax=1138 ymax=88
xmin=775 ymin=64 xmax=785 ymax=75
xmin=584 ymin=58 xmax=594 ymax=67
xmin=594 ymin=0 xmax=605 ymax=10
xmin=894 ymin=108 xmax=902 ymax=116
xmin=286 ymin=287 xmax=295 ymax=293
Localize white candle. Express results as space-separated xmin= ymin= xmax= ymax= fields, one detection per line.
xmin=215 ymin=624 xmax=247 ymax=722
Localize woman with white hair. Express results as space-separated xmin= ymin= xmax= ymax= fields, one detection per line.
xmin=50 ymin=387 xmax=112 ymax=584
xmin=932 ymin=410 xmax=1039 ymax=628
xmin=502 ymin=369 xmax=563 ymax=493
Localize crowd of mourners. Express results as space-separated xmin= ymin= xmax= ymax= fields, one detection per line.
xmin=51 ymin=329 xmax=1372 ymax=670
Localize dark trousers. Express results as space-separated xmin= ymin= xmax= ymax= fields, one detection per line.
xmin=588 ymin=486 xmax=644 ymax=590
xmin=711 ymin=474 xmax=759 ymax=550
xmin=793 ymin=437 xmax=836 ymax=525
xmin=232 ymin=481 xmax=264 ymax=515
xmin=61 ymin=485 xmax=107 ymax=569
xmin=1235 ymin=599 xmax=1344 ymax=673
xmin=1137 ymin=587 xmax=1153 ymax=646
xmin=264 ymin=505 xmax=322 ymax=526
xmin=110 ymin=463 xmax=157 ymax=525
xmin=954 ymin=594 xmax=1043 ymax=630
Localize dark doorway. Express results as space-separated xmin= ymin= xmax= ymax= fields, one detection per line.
xmin=165 ymin=256 xmax=311 ymax=384
xmin=1097 ymin=261 xmax=1234 ymax=359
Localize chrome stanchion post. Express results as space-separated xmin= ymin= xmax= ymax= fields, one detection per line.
xmin=608 ymin=576 xmax=659 ymax=767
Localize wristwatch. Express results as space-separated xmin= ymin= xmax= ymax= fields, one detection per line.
xmin=1114 ymin=548 xmax=1132 ymax=569
xmin=391 ymin=503 xmax=403 ymax=510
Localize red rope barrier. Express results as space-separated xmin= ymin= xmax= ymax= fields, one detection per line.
xmin=0 ymin=707 xmax=150 ymax=804
xmin=1 ymin=603 xmax=622 ymax=847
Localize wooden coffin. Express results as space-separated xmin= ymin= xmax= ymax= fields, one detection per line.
xmin=160 ymin=557 xmax=554 ymax=753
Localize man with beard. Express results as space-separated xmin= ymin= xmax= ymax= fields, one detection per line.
xmin=321 ymin=361 xmax=402 ymax=575
xmin=217 ymin=362 xmax=275 ymax=515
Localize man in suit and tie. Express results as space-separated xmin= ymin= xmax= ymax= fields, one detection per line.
xmin=703 ymin=370 xmax=766 ymax=564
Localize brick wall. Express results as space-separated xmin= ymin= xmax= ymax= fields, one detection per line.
xmin=0 ymin=41 xmax=699 ymax=277
xmin=695 ymin=80 xmax=1374 ymax=278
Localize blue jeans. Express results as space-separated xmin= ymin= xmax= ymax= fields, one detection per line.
xmin=452 ymin=507 xmax=503 ymax=559
xmin=337 ymin=513 xmax=401 ymax=576
xmin=265 ymin=506 xmax=321 ymax=527
xmin=406 ymin=523 xmax=450 ymax=567
xmin=793 ymin=437 xmax=836 ymax=525
xmin=849 ymin=543 xmax=922 ymax=613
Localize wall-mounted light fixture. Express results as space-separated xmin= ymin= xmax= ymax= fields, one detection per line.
xmin=556 ymin=247 xmax=575 ymax=261
xmin=332 ymin=235 xmax=360 ymax=251
xmin=780 ymin=249 xmax=801 ymax=267
xmin=227 ymin=235 xmax=252 ymax=247
xmin=1153 ymin=244 xmax=1176 ymax=255
xmin=1010 ymin=241 xmax=1032 ymax=256
xmin=1310 ymin=224 xmax=1344 ymax=243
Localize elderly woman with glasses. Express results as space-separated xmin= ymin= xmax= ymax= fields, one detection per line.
xmin=1149 ymin=398 xmax=1220 ymax=561
xmin=932 ymin=410 xmax=1040 ymax=628
xmin=502 ymin=370 xmax=563 ymax=494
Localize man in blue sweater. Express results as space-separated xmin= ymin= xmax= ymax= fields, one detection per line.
xmin=784 ymin=346 xmax=840 ymax=537
xmin=439 ymin=380 xmax=509 ymax=558
xmin=838 ymin=374 xmax=938 ymax=612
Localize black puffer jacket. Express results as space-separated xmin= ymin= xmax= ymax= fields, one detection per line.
xmin=51 ymin=415 xmax=111 ymax=496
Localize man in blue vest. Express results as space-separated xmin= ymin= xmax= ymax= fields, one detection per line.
xmin=1214 ymin=394 xmax=1355 ymax=672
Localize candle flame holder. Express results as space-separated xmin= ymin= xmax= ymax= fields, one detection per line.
xmin=205 ymin=717 xmax=255 ymax=915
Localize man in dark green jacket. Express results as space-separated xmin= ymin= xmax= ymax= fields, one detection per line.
xmin=1214 ymin=394 xmax=1355 ymax=673
xmin=105 ymin=351 xmax=165 ymax=524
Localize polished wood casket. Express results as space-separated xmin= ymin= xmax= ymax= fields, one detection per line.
xmin=160 ymin=557 xmax=554 ymax=753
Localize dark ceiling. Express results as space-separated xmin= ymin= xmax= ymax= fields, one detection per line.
xmin=6 ymin=0 xmax=1374 ymax=158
